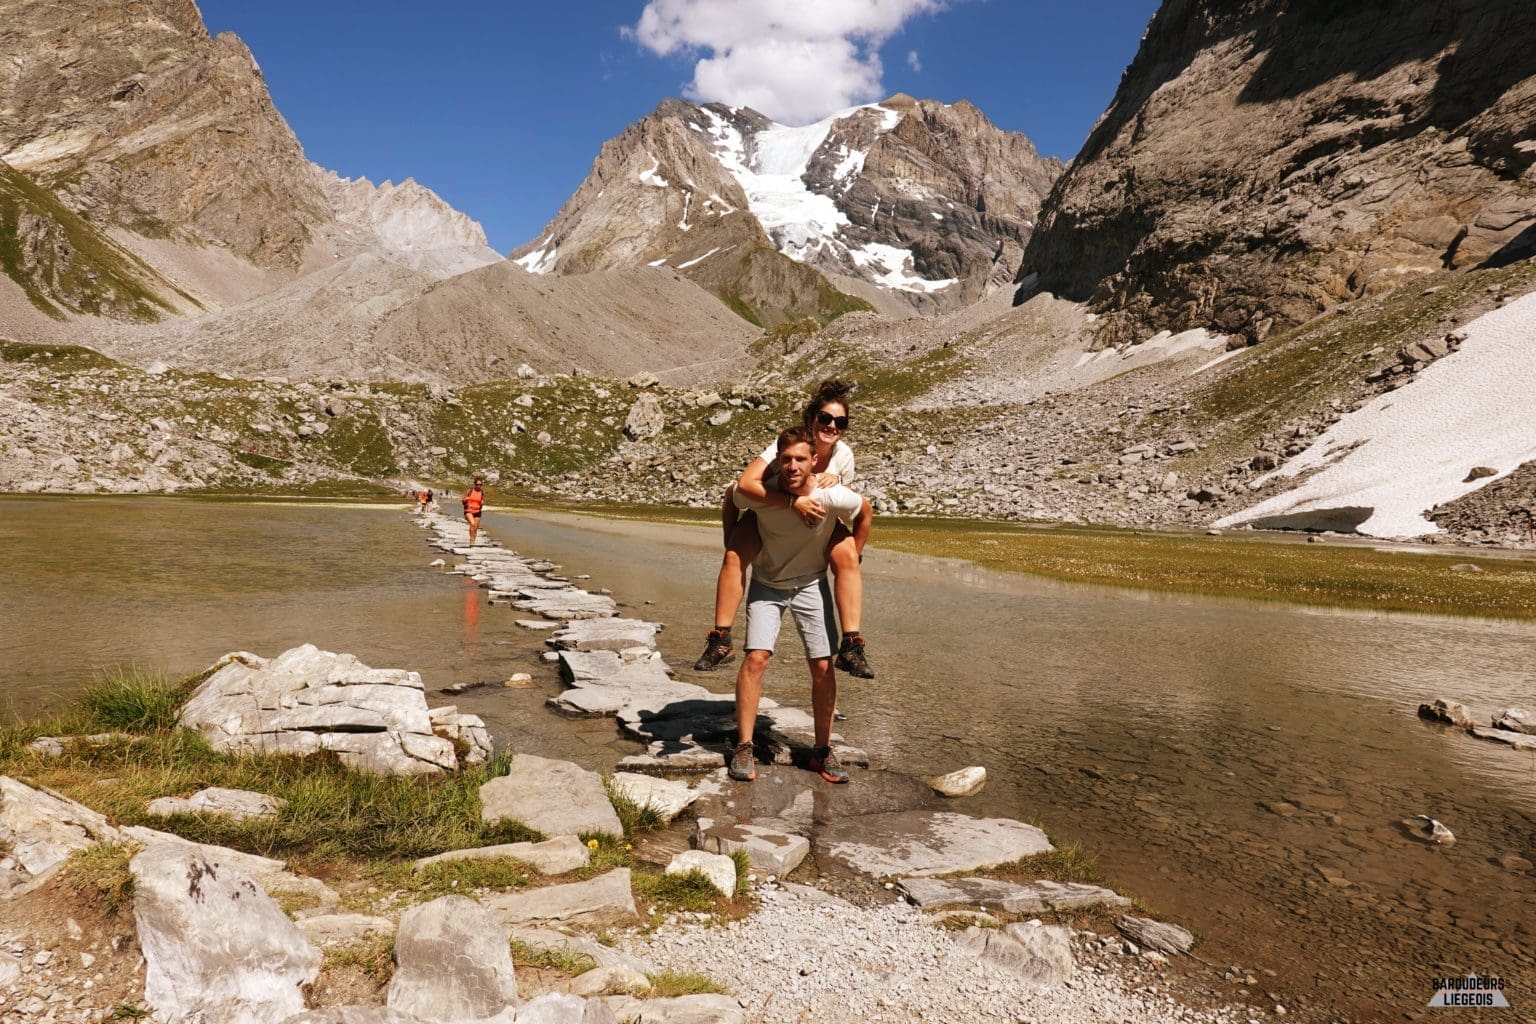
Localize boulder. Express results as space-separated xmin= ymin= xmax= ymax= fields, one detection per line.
xmin=177 ymin=646 xmax=469 ymax=775
xmin=0 ymin=776 xmax=123 ymax=890
xmin=819 ymin=811 xmax=1053 ymax=878
xmin=925 ymin=766 xmax=987 ymax=798
xmin=413 ymin=836 xmax=590 ymax=875
xmin=483 ymin=869 xmax=639 ymax=929
xmin=950 ymin=922 xmax=1073 ymax=988
xmin=132 ymin=842 xmax=321 ymax=1024
xmin=565 ymin=966 xmax=651 ymax=997
xmin=146 ymin=787 xmax=286 ymax=821
xmin=1471 ymin=726 xmax=1536 ymax=751
xmin=623 ymin=394 xmax=664 ymax=441
xmin=387 ymin=896 xmax=518 ymax=1021
xmin=1115 ymin=914 xmax=1195 ymax=955
xmin=480 ymin=755 xmax=623 ymax=838
xmin=1418 ymin=699 xmax=1475 ymax=728
xmin=122 ymin=826 xmax=337 ymax=908
xmin=516 ymin=994 xmax=618 ymax=1023
xmin=665 ymin=850 xmax=737 ymax=897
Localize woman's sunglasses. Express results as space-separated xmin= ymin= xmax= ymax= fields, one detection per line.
xmin=816 ymin=412 xmax=850 ymax=430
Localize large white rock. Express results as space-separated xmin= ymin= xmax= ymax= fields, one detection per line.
xmin=695 ymin=819 xmax=808 ymax=877
xmin=900 ymin=876 xmax=1130 ymax=914
xmin=516 ymin=993 xmax=619 ymax=1023
xmin=1115 ymin=914 xmax=1195 ymax=955
xmin=480 ymin=755 xmax=623 ymax=838
xmin=0 ymin=776 xmax=123 ymax=889
xmin=665 ymin=850 xmax=737 ymax=898
xmin=132 ymin=842 xmax=321 ymax=1024
xmin=925 ymin=766 xmax=987 ymax=798
xmin=178 ymin=646 xmax=470 ymax=775
xmin=122 ymin=826 xmax=337 ymax=908
xmin=549 ymin=620 xmax=662 ymax=653
xmin=387 ymin=895 xmax=518 ymax=1021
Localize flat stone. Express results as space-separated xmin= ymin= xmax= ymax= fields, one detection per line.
xmin=558 ymin=651 xmax=675 ymax=688
xmin=483 ymin=869 xmax=639 ymax=929
xmin=297 ymin=914 xmax=395 ymax=947
xmin=665 ymin=850 xmax=737 ymax=897
xmin=818 ymin=811 xmax=1053 ymax=878
xmin=1471 ymin=726 xmax=1536 ymax=750
xmin=480 ymin=755 xmax=623 ymax=838
xmin=549 ymin=679 xmax=711 ymax=718
xmin=132 ymin=842 xmax=320 ymax=1024
xmin=616 ymin=744 xmax=733 ymax=774
xmin=25 ymin=733 xmax=130 ymax=757
xmin=413 ymin=836 xmax=590 ymax=875
xmin=696 ymin=819 xmax=809 ymax=876
xmin=387 ymin=895 xmax=517 ymax=1020
xmin=608 ymin=774 xmax=699 ymax=822
xmin=515 ymin=591 xmax=618 ymax=620
xmin=899 ymin=876 xmax=1131 ymax=914
xmin=146 ymin=787 xmax=286 ymax=821
xmin=951 ymin=922 xmax=1074 ymax=988
xmin=601 ymin=994 xmax=747 ymax=1024
xmin=926 ymin=766 xmax=987 ymax=798
xmin=518 ymin=620 xmax=564 ymax=630
xmin=1115 ymin=914 xmax=1195 ymax=955
xmin=549 ymin=619 xmax=662 ymax=653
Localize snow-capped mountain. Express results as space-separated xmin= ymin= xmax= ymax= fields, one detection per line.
xmin=512 ymin=95 xmax=1062 ymax=323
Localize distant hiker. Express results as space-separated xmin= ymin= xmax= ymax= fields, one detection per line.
xmin=462 ymin=477 xmax=485 ymax=545
xmin=728 ymin=427 xmax=866 ymax=785
xmin=416 ymin=489 xmax=429 ymax=513
xmin=695 ymin=379 xmax=875 ymax=679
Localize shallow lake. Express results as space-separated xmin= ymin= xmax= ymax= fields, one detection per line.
xmin=3 ymin=496 xmax=1532 ymax=1020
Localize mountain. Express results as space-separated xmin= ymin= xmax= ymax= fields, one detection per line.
xmin=1019 ymin=0 xmax=1536 ymax=348
xmin=512 ymin=95 xmax=1062 ymax=325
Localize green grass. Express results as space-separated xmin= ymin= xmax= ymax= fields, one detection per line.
xmin=111 ymin=1005 xmax=150 ymax=1021
xmin=78 ymin=666 xmax=196 ymax=732
xmin=966 ymin=842 xmax=1104 ymax=887
xmin=604 ymin=777 xmax=665 ymax=837
xmin=632 ymin=868 xmax=731 ymax=915
xmin=0 ymin=161 xmax=192 ymax=320
xmin=322 ymin=934 xmax=395 ymax=980
xmin=0 ymin=340 xmax=122 ymax=372
xmin=63 ymin=843 xmax=137 ymax=916
xmin=648 ymin=970 xmax=729 ymax=997
xmin=374 ymin=857 xmax=534 ymax=903
xmin=510 ymin=939 xmax=597 ymax=976
xmin=0 ymin=722 xmax=539 ymax=870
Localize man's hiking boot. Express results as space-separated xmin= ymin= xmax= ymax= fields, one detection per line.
xmin=693 ymin=628 xmax=735 ymax=672
xmin=809 ymin=745 xmax=849 ymax=784
xmin=728 ymin=741 xmax=757 ymax=782
xmin=835 ymin=634 xmax=875 ymax=679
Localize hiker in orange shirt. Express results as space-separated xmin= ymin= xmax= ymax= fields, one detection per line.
xmin=462 ymin=476 xmax=486 ymax=544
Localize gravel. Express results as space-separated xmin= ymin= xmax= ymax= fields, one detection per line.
xmin=623 ymin=883 xmax=1247 ymax=1024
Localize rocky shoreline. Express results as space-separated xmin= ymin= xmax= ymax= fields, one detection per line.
xmin=0 ymin=507 xmax=1255 ymax=1024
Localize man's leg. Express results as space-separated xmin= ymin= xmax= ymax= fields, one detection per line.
xmin=808 ymin=657 xmax=836 ymax=747
xmin=786 ymin=579 xmax=850 ymax=783
xmin=734 ymin=649 xmax=771 ymax=746
xmin=731 ymin=580 xmax=785 ymax=781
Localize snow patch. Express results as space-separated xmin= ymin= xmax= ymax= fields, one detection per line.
xmin=848 ymin=242 xmax=956 ymax=293
xmin=514 ymin=237 xmax=557 ymax=275
xmin=638 ymin=153 xmax=670 ymax=188
xmin=647 ymin=258 xmax=669 ymax=267
xmin=677 ymin=247 xmax=723 ymax=269
xmin=1215 ymin=290 xmax=1536 ymax=538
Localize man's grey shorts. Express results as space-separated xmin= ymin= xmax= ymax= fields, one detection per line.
xmin=745 ymin=576 xmax=837 ymax=659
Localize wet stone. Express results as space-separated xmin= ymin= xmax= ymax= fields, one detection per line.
xmin=899 ymin=876 xmax=1131 ymax=914
xmin=818 ymin=810 xmax=1053 ymax=879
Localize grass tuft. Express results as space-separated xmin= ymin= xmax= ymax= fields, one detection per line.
xmin=509 ymin=939 xmax=597 ymax=976
xmin=64 ymin=843 xmax=138 ymax=916
xmin=77 ymin=666 xmax=193 ymax=733
xmin=729 ymin=848 xmax=751 ymax=897
xmin=633 ymin=868 xmax=728 ymax=915
xmin=648 ymin=969 xmax=729 ymax=997
xmin=322 ymin=933 xmax=395 ymax=980
xmin=604 ymin=777 xmax=664 ymax=837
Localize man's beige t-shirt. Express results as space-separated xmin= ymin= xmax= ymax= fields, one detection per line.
xmin=734 ymin=483 xmax=862 ymax=590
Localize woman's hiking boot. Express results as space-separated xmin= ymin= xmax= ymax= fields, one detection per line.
xmin=693 ymin=628 xmax=736 ymax=671
xmin=809 ymin=745 xmax=849 ymax=784
xmin=728 ymin=741 xmax=757 ymax=782
xmin=834 ymin=633 xmax=875 ymax=679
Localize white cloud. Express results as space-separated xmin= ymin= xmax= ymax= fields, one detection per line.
xmin=628 ymin=0 xmax=943 ymax=125
xmin=906 ymin=49 xmax=922 ymax=72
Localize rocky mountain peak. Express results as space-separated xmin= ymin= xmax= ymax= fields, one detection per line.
xmin=512 ymin=94 xmax=1061 ymax=321
xmin=319 ymin=169 xmax=491 ymax=252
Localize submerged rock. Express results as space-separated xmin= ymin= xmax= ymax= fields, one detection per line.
xmin=1418 ymin=698 xmax=1475 ymax=728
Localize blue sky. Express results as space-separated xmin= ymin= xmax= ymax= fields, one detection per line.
xmin=199 ymin=0 xmax=1159 ymax=253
